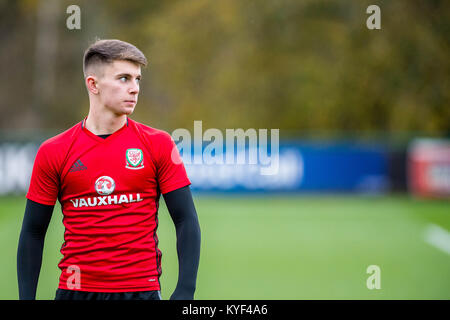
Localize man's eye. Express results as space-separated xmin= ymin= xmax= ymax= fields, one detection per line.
xmin=136 ymin=78 xmax=141 ymax=84
xmin=120 ymin=77 xmax=127 ymax=82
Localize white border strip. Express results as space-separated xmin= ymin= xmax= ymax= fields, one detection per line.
xmin=424 ymin=224 xmax=450 ymax=255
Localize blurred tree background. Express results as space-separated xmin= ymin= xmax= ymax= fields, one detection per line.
xmin=0 ymin=0 xmax=448 ymax=139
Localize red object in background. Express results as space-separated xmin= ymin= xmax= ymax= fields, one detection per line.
xmin=408 ymin=139 xmax=450 ymax=198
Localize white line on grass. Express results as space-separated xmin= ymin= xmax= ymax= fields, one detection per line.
xmin=424 ymin=224 xmax=450 ymax=255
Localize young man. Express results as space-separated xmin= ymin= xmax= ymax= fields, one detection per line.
xmin=17 ymin=39 xmax=201 ymax=300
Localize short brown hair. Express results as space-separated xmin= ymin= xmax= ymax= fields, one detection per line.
xmin=83 ymin=39 xmax=147 ymax=77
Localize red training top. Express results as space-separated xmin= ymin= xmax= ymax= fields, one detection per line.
xmin=26 ymin=117 xmax=190 ymax=292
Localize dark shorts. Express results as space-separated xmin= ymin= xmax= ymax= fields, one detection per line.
xmin=55 ymin=288 xmax=162 ymax=300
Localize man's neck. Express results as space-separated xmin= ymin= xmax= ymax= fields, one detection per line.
xmin=85 ymin=108 xmax=127 ymax=135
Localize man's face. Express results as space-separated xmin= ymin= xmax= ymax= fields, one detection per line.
xmin=95 ymin=60 xmax=141 ymax=116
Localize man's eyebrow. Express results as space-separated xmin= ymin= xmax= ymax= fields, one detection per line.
xmin=115 ymin=73 xmax=142 ymax=78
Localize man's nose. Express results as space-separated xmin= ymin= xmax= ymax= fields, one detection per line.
xmin=129 ymin=82 xmax=139 ymax=94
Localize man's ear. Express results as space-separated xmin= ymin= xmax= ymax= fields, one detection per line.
xmin=85 ymin=75 xmax=99 ymax=94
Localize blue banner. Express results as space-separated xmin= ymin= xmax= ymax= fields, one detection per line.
xmin=183 ymin=142 xmax=389 ymax=193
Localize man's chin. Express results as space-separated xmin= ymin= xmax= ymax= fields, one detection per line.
xmin=106 ymin=103 xmax=135 ymax=116
xmin=120 ymin=106 xmax=135 ymax=115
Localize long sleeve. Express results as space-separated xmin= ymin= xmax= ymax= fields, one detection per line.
xmin=17 ymin=199 xmax=54 ymax=300
xmin=163 ymin=186 xmax=201 ymax=300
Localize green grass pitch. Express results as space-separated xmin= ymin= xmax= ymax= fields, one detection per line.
xmin=1 ymin=194 xmax=449 ymax=299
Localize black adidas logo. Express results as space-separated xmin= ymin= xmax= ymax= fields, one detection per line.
xmin=69 ymin=159 xmax=87 ymax=172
